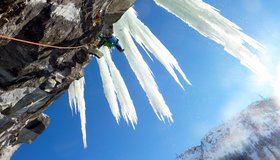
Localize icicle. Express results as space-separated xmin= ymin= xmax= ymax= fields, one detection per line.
xmin=154 ymin=0 xmax=271 ymax=80
xmin=119 ymin=8 xmax=191 ymax=89
xmin=68 ymin=77 xmax=87 ymax=148
xmin=100 ymin=47 xmax=138 ymax=128
xmin=114 ymin=22 xmax=173 ymax=122
xmin=68 ymin=82 xmax=76 ymax=115
xmin=97 ymin=56 xmax=120 ymax=124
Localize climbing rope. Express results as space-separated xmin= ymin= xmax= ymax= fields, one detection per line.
xmin=0 ymin=34 xmax=84 ymax=49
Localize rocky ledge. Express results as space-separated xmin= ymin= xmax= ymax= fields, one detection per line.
xmin=0 ymin=0 xmax=134 ymax=159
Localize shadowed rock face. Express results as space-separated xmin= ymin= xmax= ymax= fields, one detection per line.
xmin=177 ymin=99 xmax=280 ymax=160
xmin=0 ymin=0 xmax=134 ymax=159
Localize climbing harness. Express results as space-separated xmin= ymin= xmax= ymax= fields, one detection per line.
xmin=0 ymin=34 xmax=83 ymax=49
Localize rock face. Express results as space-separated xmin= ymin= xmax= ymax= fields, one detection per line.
xmin=0 ymin=0 xmax=134 ymax=159
xmin=177 ymin=99 xmax=280 ymax=160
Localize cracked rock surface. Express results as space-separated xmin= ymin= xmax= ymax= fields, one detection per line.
xmin=0 ymin=0 xmax=134 ymax=159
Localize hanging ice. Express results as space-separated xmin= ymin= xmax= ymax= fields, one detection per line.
xmin=154 ymin=0 xmax=271 ymax=80
xmin=118 ymin=8 xmax=191 ymax=89
xmin=68 ymin=77 xmax=87 ymax=148
xmin=66 ymin=0 xmax=276 ymax=148
xmin=99 ymin=47 xmax=138 ymax=127
xmin=114 ymin=20 xmax=173 ymax=122
xmin=97 ymin=56 xmax=120 ymax=123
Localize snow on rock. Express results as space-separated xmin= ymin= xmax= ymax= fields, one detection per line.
xmin=177 ymin=99 xmax=280 ymax=160
xmin=0 ymin=145 xmax=20 ymax=160
xmin=0 ymin=88 xmax=36 ymax=111
xmin=29 ymin=0 xmax=47 ymax=5
xmin=51 ymin=3 xmax=81 ymax=23
xmin=177 ymin=146 xmax=202 ymax=160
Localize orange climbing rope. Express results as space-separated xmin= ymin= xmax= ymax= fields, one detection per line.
xmin=0 ymin=34 xmax=84 ymax=49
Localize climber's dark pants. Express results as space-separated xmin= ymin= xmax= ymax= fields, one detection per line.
xmin=115 ymin=44 xmax=124 ymax=52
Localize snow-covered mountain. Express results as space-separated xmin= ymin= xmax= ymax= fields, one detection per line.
xmin=177 ymin=99 xmax=280 ymax=160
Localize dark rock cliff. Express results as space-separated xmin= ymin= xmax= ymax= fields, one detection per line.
xmin=0 ymin=0 xmax=134 ymax=159
xmin=177 ymin=99 xmax=280 ymax=160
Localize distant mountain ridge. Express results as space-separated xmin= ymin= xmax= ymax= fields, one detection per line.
xmin=177 ymin=99 xmax=280 ymax=160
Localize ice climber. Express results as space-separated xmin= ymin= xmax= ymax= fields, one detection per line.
xmin=97 ymin=35 xmax=125 ymax=52
xmin=81 ymin=35 xmax=124 ymax=59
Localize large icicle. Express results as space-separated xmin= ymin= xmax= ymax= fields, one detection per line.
xmin=68 ymin=77 xmax=87 ymax=148
xmin=120 ymin=8 xmax=191 ymax=88
xmin=114 ymin=22 xmax=173 ymax=122
xmin=68 ymin=81 xmax=77 ymax=115
xmin=97 ymin=57 xmax=120 ymax=123
xmin=154 ymin=0 xmax=271 ymax=80
xmin=100 ymin=47 xmax=138 ymax=127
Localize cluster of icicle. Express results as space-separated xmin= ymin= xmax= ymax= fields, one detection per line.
xmin=154 ymin=0 xmax=270 ymax=79
xmin=97 ymin=47 xmax=138 ymax=127
xmin=113 ymin=8 xmax=192 ymax=124
xmin=68 ymin=77 xmax=87 ymax=148
xmin=68 ymin=0 xmax=269 ymax=148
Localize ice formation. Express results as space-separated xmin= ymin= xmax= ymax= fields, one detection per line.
xmin=154 ymin=0 xmax=271 ymax=80
xmin=67 ymin=0 xmax=272 ymax=148
xmin=114 ymin=15 xmax=174 ymax=122
xmin=97 ymin=52 xmax=120 ymax=124
xmin=68 ymin=77 xmax=87 ymax=148
xmin=115 ymin=8 xmax=191 ymax=88
xmin=98 ymin=47 xmax=137 ymax=128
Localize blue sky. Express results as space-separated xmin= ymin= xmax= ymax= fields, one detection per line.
xmin=13 ymin=0 xmax=280 ymax=160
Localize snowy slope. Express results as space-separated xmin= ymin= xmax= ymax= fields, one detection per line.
xmin=177 ymin=99 xmax=280 ymax=160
